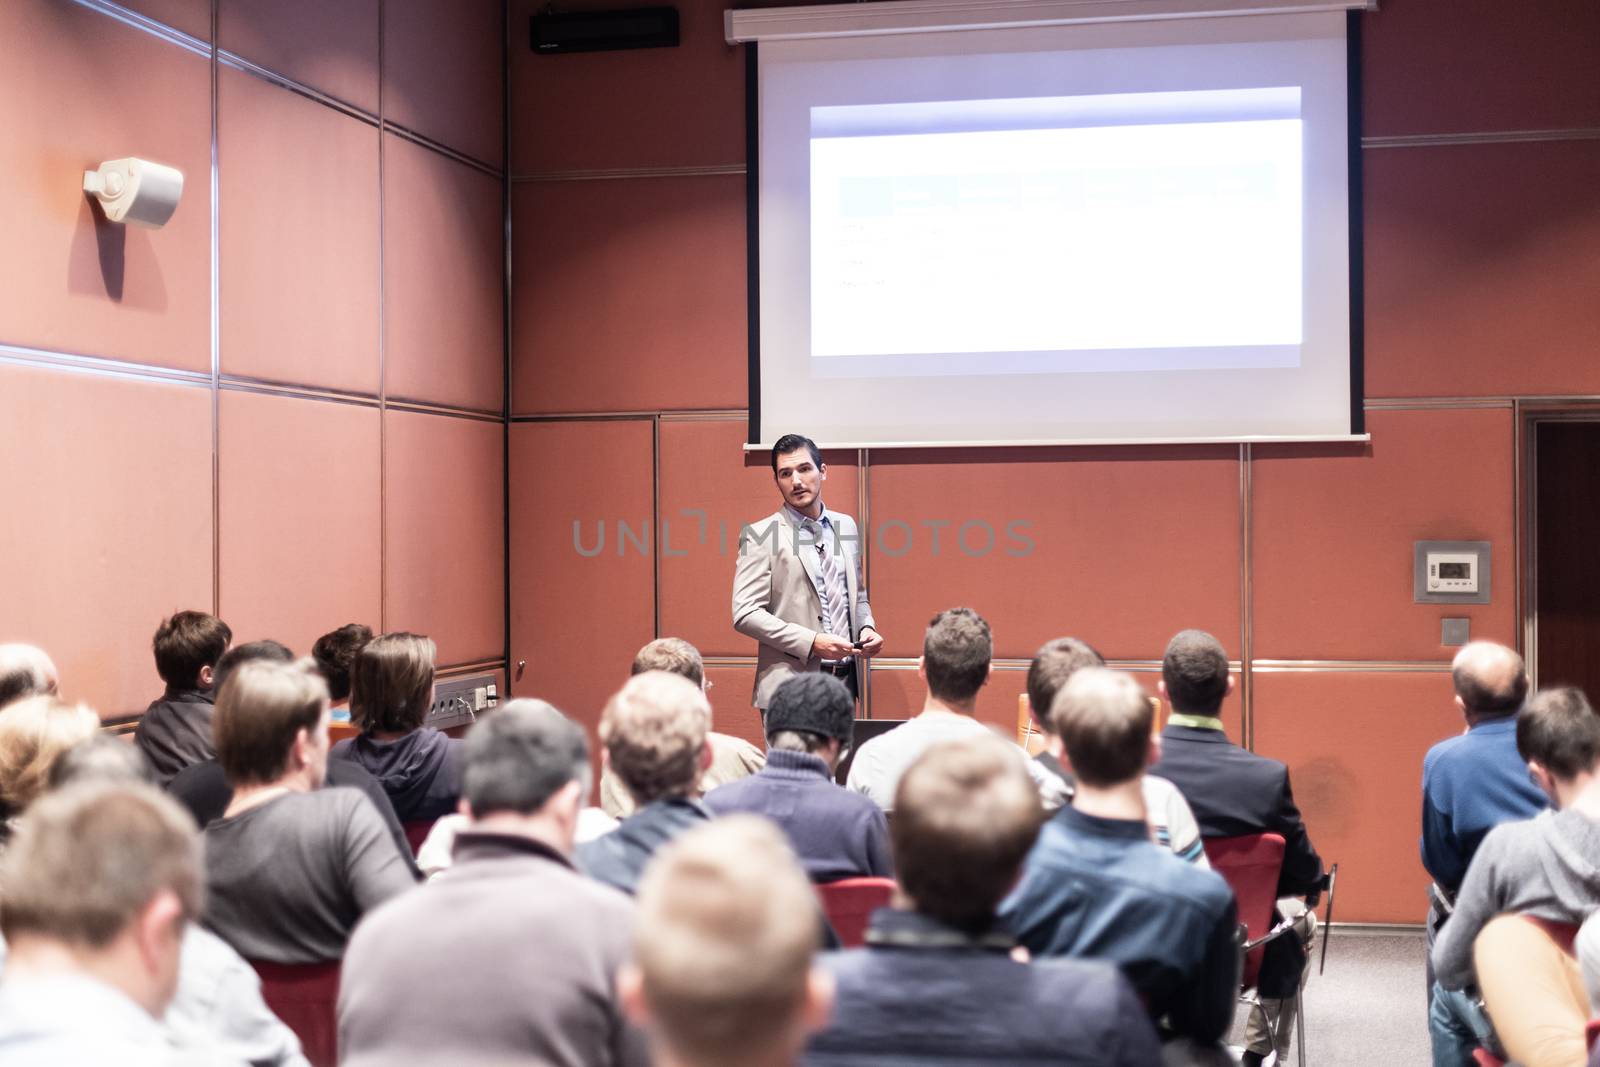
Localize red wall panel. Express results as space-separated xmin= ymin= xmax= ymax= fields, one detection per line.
xmin=0 ymin=364 xmax=213 ymax=717
xmin=124 ymin=0 xmax=212 ymax=40
xmin=383 ymin=134 xmax=504 ymax=413
xmin=658 ymin=419 xmax=860 ymax=659
xmin=867 ymin=447 xmax=1241 ymax=662
xmin=1365 ymin=141 xmax=1600 ymax=399
xmin=1252 ymin=669 xmax=1460 ymax=924
xmin=219 ymin=0 xmax=380 ymax=112
xmin=1362 ymin=1 xmax=1600 ymax=138
xmin=383 ymin=411 xmax=505 ymax=665
xmin=511 ymin=175 xmax=746 ymax=414
xmin=0 ymin=0 xmax=210 ymax=372
xmin=218 ymin=390 xmax=381 ymax=654
xmin=509 ymin=0 xmax=742 ymax=174
xmin=219 ymin=68 xmax=380 ymax=393
xmin=704 ymin=664 xmax=763 ymax=748
xmin=509 ymin=420 xmax=655 ymax=737
xmin=1253 ymin=409 xmax=1517 ymax=662
xmin=383 ymin=0 xmax=504 ymax=167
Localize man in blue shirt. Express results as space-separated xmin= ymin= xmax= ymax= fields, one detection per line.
xmin=1001 ymin=667 xmax=1238 ymax=1051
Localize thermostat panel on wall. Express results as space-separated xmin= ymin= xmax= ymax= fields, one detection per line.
xmin=1414 ymin=541 xmax=1491 ymax=605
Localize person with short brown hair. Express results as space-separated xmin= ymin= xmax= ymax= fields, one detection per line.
xmin=310 ymin=623 xmax=373 ymax=722
xmin=332 ymin=632 xmax=464 ymax=823
xmin=0 ymin=694 xmax=99 ymax=838
xmin=622 ymin=816 xmax=830 ymax=1067
xmin=579 ymin=671 xmax=714 ymax=895
xmin=809 ymin=735 xmax=1160 ymax=1066
xmin=0 ymin=782 xmax=216 ymax=1064
xmin=203 ymin=659 xmax=414 ymax=963
xmin=134 ymin=610 xmax=233 ymax=784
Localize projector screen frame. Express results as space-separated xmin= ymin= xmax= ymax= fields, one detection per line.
xmin=742 ymin=9 xmax=1370 ymax=452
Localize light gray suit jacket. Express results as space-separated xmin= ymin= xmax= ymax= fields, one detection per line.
xmin=732 ymin=506 xmax=875 ymax=709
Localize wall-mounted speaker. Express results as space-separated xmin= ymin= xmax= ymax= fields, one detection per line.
xmin=530 ymin=7 xmax=680 ymax=55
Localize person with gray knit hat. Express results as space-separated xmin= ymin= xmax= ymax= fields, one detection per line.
xmin=703 ymin=673 xmax=892 ymax=882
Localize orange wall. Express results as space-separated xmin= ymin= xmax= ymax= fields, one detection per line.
xmin=0 ymin=0 xmax=507 ymax=716
xmin=507 ymin=0 xmax=1600 ymax=923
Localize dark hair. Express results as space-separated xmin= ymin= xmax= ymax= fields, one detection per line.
xmin=152 ymin=611 xmax=232 ymax=689
xmin=49 ymin=736 xmax=157 ymax=791
xmin=770 ymin=434 xmax=822 ymax=475
xmin=631 ymin=637 xmax=704 ymax=689
xmin=463 ymin=699 xmax=590 ymax=817
xmin=1453 ymin=644 xmax=1529 ymax=717
xmin=1053 ymin=668 xmax=1152 ymax=788
xmin=1161 ymin=630 xmax=1230 ymax=715
xmin=311 ymin=624 xmax=374 ymax=703
xmin=350 ymin=633 xmax=436 ymax=735
xmin=213 ymin=660 xmax=328 ymax=786
xmin=922 ymin=608 xmax=991 ymax=705
xmin=212 ymin=640 xmax=294 ymax=697
xmin=892 ymin=736 xmax=1043 ymax=934
xmin=0 ymin=645 xmax=56 ymax=708
xmin=1517 ymin=688 xmax=1600 ymax=780
xmin=1026 ymin=637 xmax=1105 ymax=736
xmin=765 ymin=672 xmax=855 ymax=745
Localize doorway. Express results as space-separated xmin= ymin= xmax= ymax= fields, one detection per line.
xmin=1528 ymin=415 xmax=1600 ymax=695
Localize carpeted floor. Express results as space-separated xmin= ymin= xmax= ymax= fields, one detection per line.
xmin=1225 ymin=927 xmax=1430 ymax=1067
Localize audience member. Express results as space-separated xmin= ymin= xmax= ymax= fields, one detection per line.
xmin=623 ymin=816 xmax=829 ymax=1067
xmin=331 ymin=632 xmax=463 ymax=824
xmin=310 ymin=624 xmax=372 ymax=725
xmin=167 ymin=640 xmax=411 ymax=866
xmin=16 ymin=734 xmax=310 ymax=1067
xmin=1473 ymin=915 xmax=1589 ymax=1067
xmin=808 ymin=734 xmax=1161 ymax=1065
xmin=0 ymin=694 xmax=99 ymax=840
xmin=704 ymin=673 xmax=891 ymax=881
xmin=1431 ymin=687 xmax=1600 ymax=1065
xmin=203 ymin=659 xmax=413 ymax=963
xmin=1151 ymin=628 xmax=1323 ymax=1065
xmin=1421 ymin=640 xmax=1547 ymax=995
xmin=579 ymin=671 xmax=714 ymax=895
xmin=134 ymin=610 xmax=233 ymax=784
xmin=0 ymin=644 xmax=57 ymax=709
xmin=847 ymin=608 xmax=1046 ymax=809
xmin=1001 ymin=668 xmax=1238 ymax=1048
xmin=0 ymin=782 xmax=233 ymax=1065
xmin=339 ymin=700 xmax=648 ymax=1067
xmin=1026 ymin=636 xmax=1208 ymax=866
xmin=601 ymin=638 xmax=764 ymax=818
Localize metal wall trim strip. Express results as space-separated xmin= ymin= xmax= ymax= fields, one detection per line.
xmin=658 ymin=410 xmax=749 ymax=422
xmin=1251 ymin=660 xmax=1453 ymax=672
xmin=0 ymin=345 xmax=212 ymax=388
xmin=384 ymin=398 xmax=507 ymax=423
xmin=511 ymin=411 xmax=676 ymax=423
xmin=652 ymin=415 xmax=663 ymax=639
xmin=437 ymin=657 xmax=510 ymax=677
xmin=865 ymin=658 xmax=1243 ymax=672
xmin=512 ymin=164 xmax=747 ymax=183
xmin=1364 ymin=128 xmax=1600 ymax=150
xmin=69 ymin=0 xmax=210 ymax=57
xmin=1240 ymin=442 xmax=1254 ymax=750
xmin=209 ymin=0 xmax=222 ymax=618
xmin=1365 ymin=397 xmax=1516 ymax=411
xmin=383 ymin=120 xmax=504 ymax=179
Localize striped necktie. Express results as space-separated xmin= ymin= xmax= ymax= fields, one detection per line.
xmin=805 ymin=519 xmax=851 ymax=640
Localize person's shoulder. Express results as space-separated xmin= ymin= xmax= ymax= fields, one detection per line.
xmin=702 ymin=775 xmax=760 ymax=812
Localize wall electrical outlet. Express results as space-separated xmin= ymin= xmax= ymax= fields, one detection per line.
xmin=427 ymin=673 xmax=500 ymax=731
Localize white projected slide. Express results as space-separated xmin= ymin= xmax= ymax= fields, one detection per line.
xmin=809 ymin=88 xmax=1303 ymax=377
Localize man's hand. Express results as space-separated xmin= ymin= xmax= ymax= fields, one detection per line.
xmin=812 ymin=633 xmax=855 ymax=660
xmin=856 ymin=627 xmax=885 ymax=657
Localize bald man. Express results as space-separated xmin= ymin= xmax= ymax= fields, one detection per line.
xmin=1420 ymin=641 xmax=1548 ymax=997
xmin=0 ymin=644 xmax=58 ymax=709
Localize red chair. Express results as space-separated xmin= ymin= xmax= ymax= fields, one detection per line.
xmin=249 ymin=959 xmax=341 ymax=1067
xmin=816 ymin=877 xmax=896 ymax=948
xmin=402 ymin=818 xmax=437 ymax=857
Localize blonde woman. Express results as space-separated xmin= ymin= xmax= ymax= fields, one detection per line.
xmin=0 ymin=694 xmax=99 ymax=841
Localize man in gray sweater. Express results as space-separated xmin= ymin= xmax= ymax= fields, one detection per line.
xmin=1430 ymin=686 xmax=1600 ymax=1065
xmin=338 ymin=700 xmax=649 ymax=1067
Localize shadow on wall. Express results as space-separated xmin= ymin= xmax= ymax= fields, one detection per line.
xmin=68 ymin=196 xmax=166 ymax=309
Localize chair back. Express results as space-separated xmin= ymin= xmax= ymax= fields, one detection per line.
xmin=402 ymin=818 xmax=437 ymax=857
xmin=816 ymin=877 xmax=896 ymax=948
xmin=1202 ymin=832 xmax=1287 ymax=989
xmin=249 ymin=959 xmax=341 ymax=1067
xmin=1525 ymin=915 xmax=1581 ymax=954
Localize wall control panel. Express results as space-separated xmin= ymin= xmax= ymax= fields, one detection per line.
xmin=1426 ymin=553 xmax=1479 ymax=594
xmin=1414 ymin=541 xmax=1491 ymax=605
xmin=426 ymin=672 xmax=500 ymax=732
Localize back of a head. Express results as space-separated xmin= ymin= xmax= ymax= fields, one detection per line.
xmin=152 ymin=610 xmax=232 ymax=689
xmin=891 ymin=735 xmax=1044 ymax=933
xmin=922 ymin=607 xmax=992 ymax=705
xmin=311 ymin=624 xmax=374 ymax=703
xmin=1452 ymin=641 xmax=1528 ymax=718
xmin=1026 ymin=637 xmax=1105 ymax=736
xmin=601 ymin=671 xmax=710 ymax=805
xmin=1161 ymin=629 xmax=1230 ymax=715
xmin=631 ymin=637 xmax=705 ymax=689
xmin=0 ymin=643 xmax=58 ymax=709
xmin=1051 ymin=668 xmax=1153 ymax=789
xmin=463 ymin=698 xmax=591 ymax=817
xmin=349 ymin=632 xmax=437 ymax=735
xmin=1517 ymin=687 xmax=1600 ymax=780
xmin=765 ymin=672 xmax=855 ymax=754
xmin=633 ymin=815 xmax=819 ymax=1067
xmin=213 ymin=659 xmax=329 ymax=787
xmin=0 ymin=781 xmax=202 ymax=950
xmin=212 ymin=639 xmax=295 ymax=696
xmin=0 ymin=696 xmax=101 ymax=814
xmin=49 ymin=735 xmax=158 ymax=792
